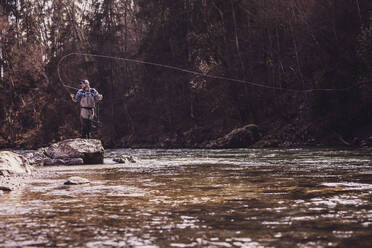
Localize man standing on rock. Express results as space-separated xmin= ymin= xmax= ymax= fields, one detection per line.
xmin=71 ymin=79 xmax=103 ymax=139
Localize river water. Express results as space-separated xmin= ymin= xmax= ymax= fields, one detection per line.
xmin=1 ymin=148 xmax=372 ymax=247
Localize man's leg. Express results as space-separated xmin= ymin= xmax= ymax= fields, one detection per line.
xmin=86 ymin=119 xmax=92 ymax=139
xmin=80 ymin=117 xmax=85 ymax=138
xmin=81 ymin=118 xmax=89 ymax=138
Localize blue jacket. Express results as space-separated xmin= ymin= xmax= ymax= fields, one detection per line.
xmin=73 ymin=88 xmax=102 ymax=119
xmin=75 ymin=88 xmax=100 ymax=101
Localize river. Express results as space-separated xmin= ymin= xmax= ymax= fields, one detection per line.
xmin=1 ymin=148 xmax=372 ymax=247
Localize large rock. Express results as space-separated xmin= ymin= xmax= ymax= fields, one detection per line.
xmin=22 ymin=149 xmax=84 ymax=166
xmin=14 ymin=138 xmax=103 ymax=166
xmin=0 ymin=151 xmax=32 ymax=176
xmin=207 ymin=124 xmax=261 ymax=148
xmin=42 ymin=157 xmax=84 ymax=166
xmin=22 ymin=150 xmax=46 ymax=165
xmin=44 ymin=139 xmax=104 ymax=164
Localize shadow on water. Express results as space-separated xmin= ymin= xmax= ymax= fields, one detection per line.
xmin=1 ymin=148 xmax=372 ymax=247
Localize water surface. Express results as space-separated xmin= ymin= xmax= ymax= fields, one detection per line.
xmin=1 ymin=148 xmax=372 ymax=247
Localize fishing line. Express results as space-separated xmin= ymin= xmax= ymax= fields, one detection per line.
xmin=57 ymin=52 xmax=356 ymax=93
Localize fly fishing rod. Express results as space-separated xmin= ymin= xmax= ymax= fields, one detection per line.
xmin=57 ymin=52 xmax=357 ymax=93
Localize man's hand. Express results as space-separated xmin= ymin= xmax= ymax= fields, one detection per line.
xmin=70 ymin=93 xmax=75 ymax=99
xmin=98 ymin=94 xmax=103 ymax=101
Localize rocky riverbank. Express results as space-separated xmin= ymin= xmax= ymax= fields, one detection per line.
xmin=0 ymin=138 xmax=105 ymax=193
xmin=18 ymin=138 xmax=104 ymax=166
xmin=0 ymin=151 xmax=33 ymax=193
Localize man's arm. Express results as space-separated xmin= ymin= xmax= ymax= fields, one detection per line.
xmin=91 ymin=88 xmax=103 ymax=101
xmin=71 ymin=90 xmax=83 ymax=102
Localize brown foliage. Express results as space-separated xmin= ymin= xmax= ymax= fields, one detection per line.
xmin=1 ymin=0 xmax=372 ymax=148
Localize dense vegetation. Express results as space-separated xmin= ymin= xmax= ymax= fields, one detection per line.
xmin=1 ymin=0 xmax=372 ymax=149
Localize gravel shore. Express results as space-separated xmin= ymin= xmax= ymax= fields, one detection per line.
xmin=0 ymin=174 xmax=31 ymax=192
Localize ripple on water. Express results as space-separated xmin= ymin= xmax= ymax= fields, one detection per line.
xmin=2 ymin=148 xmax=372 ymax=247
xmin=321 ymin=182 xmax=372 ymax=191
xmin=43 ymin=184 xmax=148 ymax=198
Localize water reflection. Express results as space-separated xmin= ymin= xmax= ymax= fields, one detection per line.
xmin=1 ymin=148 xmax=372 ymax=247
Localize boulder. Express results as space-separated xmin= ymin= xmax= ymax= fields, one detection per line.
xmin=64 ymin=176 xmax=90 ymax=185
xmin=21 ymin=149 xmax=84 ymax=166
xmin=113 ymin=155 xmax=137 ymax=164
xmin=22 ymin=150 xmax=47 ymax=165
xmin=44 ymin=139 xmax=104 ymax=164
xmin=43 ymin=158 xmax=84 ymax=166
xmin=207 ymin=124 xmax=261 ymax=149
xmin=15 ymin=138 xmax=103 ymax=166
xmin=0 ymin=151 xmax=32 ymax=176
xmin=0 ymin=186 xmax=12 ymax=192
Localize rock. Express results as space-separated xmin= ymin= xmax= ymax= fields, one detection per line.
xmin=43 ymin=158 xmax=84 ymax=166
xmin=64 ymin=176 xmax=90 ymax=185
xmin=113 ymin=155 xmax=137 ymax=164
xmin=0 ymin=186 xmax=12 ymax=192
xmin=0 ymin=151 xmax=32 ymax=175
xmin=44 ymin=138 xmax=104 ymax=164
xmin=14 ymin=138 xmax=102 ymax=166
xmin=22 ymin=149 xmax=48 ymax=166
xmin=206 ymin=124 xmax=261 ymax=149
xmin=21 ymin=149 xmax=84 ymax=166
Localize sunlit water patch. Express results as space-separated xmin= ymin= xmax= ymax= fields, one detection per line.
xmin=1 ymin=148 xmax=372 ymax=247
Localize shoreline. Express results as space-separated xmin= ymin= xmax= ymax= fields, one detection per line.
xmin=0 ymin=143 xmax=364 ymax=151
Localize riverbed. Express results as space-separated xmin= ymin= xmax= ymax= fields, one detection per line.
xmin=1 ymin=148 xmax=372 ymax=247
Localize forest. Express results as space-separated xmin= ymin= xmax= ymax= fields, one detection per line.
xmin=1 ymin=0 xmax=372 ymax=149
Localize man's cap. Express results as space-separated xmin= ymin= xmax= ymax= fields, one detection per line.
xmin=80 ymin=79 xmax=89 ymax=85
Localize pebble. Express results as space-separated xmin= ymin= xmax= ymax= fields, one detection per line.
xmin=113 ymin=155 xmax=137 ymax=164
xmin=64 ymin=176 xmax=90 ymax=185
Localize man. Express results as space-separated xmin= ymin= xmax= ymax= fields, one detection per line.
xmin=71 ymin=79 xmax=103 ymax=138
